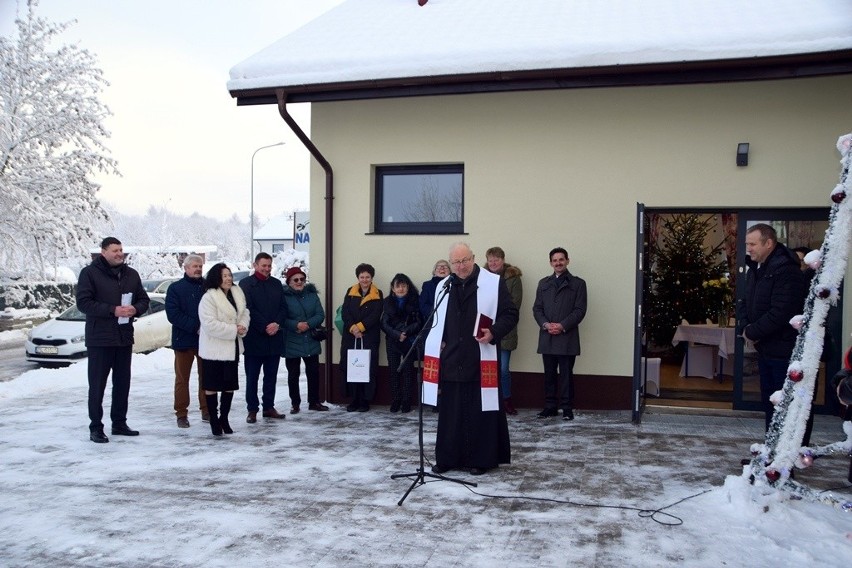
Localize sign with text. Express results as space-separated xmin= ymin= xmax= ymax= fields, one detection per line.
xmin=294 ymin=211 xmax=310 ymax=253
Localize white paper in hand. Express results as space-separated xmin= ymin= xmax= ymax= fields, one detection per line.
xmin=118 ymin=293 xmax=132 ymax=324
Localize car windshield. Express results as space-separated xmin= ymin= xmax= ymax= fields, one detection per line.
xmin=55 ymin=298 xmax=165 ymax=321
xmin=56 ymin=305 xmax=86 ymax=321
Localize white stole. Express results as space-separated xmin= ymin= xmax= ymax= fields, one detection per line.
xmin=422 ymin=270 xmax=500 ymax=411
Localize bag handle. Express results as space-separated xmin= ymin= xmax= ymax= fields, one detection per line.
xmin=353 ymin=337 xmax=363 ymax=350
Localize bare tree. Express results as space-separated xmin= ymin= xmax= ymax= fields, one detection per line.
xmin=0 ymin=0 xmax=116 ymax=280
xmin=400 ymin=176 xmax=461 ymax=222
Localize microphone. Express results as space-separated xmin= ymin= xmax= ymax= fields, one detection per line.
xmin=442 ymin=274 xmax=455 ymax=290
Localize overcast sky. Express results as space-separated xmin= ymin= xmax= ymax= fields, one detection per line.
xmin=1 ymin=0 xmax=345 ymax=222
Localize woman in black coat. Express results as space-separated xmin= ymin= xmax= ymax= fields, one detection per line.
xmin=380 ymin=273 xmax=422 ymax=413
xmin=339 ymin=263 xmax=384 ymax=412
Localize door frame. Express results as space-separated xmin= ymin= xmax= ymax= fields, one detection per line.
xmin=633 ymin=206 xmax=840 ymax=416
xmin=631 ymin=203 xmax=646 ymax=424
xmin=733 ymin=207 xmax=839 ymax=413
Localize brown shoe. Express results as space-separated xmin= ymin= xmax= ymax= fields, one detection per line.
xmin=503 ymin=398 xmax=518 ymax=416
xmin=177 ymin=416 xmax=190 ymax=428
xmin=290 ymin=405 xmax=300 ymax=415
xmin=246 ymin=411 xmax=257 ymax=424
xmin=262 ymin=408 xmax=286 ymax=419
xmin=309 ymin=403 xmax=329 ymax=411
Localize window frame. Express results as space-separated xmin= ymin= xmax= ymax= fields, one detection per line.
xmin=374 ymin=164 xmax=465 ymax=235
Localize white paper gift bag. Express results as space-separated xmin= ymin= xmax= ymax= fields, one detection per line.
xmin=346 ymin=338 xmax=370 ymax=383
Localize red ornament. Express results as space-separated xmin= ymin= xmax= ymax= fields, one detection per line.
xmin=831 ymin=190 xmax=847 ymax=204
xmin=418 ymin=0 xmax=428 ymax=5
xmin=766 ymin=469 xmax=781 ymax=483
xmin=788 ymin=369 xmax=804 ymax=382
xmin=818 ymin=287 xmax=831 ymax=299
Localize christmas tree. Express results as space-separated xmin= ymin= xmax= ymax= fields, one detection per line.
xmin=645 ymin=214 xmax=728 ymax=347
xmin=746 ymin=133 xmax=852 ymax=511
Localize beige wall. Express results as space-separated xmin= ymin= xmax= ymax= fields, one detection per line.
xmin=307 ymin=75 xmax=852 ymax=376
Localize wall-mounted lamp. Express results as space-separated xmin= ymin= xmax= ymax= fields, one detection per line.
xmin=736 ymin=142 xmax=749 ymax=167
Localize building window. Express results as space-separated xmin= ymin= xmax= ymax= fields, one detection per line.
xmin=375 ymin=164 xmax=464 ymax=234
xmin=272 ymin=244 xmax=285 ymax=253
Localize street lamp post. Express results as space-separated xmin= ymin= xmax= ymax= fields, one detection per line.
xmin=250 ymin=142 xmax=285 ymax=258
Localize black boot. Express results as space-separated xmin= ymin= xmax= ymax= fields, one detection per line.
xmin=205 ymin=393 xmax=222 ymax=436
xmin=220 ymin=392 xmax=234 ymax=434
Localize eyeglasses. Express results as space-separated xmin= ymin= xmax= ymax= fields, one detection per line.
xmin=290 ymin=277 xmax=305 ymax=283
xmin=450 ymin=256 xmax=473 ymax=267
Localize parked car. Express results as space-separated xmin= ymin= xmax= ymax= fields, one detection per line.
xmin=25 ymin=293 xmax=172 ymax=366
xmin=141 ymin=278 xmax=180 ymax=294
xmin=231 ymin=270 xmax=250 ymax=283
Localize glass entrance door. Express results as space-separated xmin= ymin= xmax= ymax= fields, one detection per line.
xmin=733 ymin=209 xmax=840 ymax=412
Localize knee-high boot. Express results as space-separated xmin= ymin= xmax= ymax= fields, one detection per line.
xmin=205 ymin=393 xmax=222 ymax=436
xmin=220 ymin=391 xmax=234 ymax=434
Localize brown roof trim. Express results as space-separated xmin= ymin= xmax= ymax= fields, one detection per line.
xmin=230 ymin=50 xmax=852 ymax=106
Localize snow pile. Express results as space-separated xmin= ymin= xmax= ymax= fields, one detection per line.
xmin=0 ymin=350 xmax=850 ymax=566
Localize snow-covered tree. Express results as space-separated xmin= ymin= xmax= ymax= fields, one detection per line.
xmin=0 ymin=0 xmax=116 ymax=280
xmin=100 ymin=205 xmax=253 ymax=263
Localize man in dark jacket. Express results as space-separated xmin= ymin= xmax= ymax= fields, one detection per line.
xmin=239 ymin=252 xmax=288 ymax=422
xmin=76 ymin=237 xmax=150 ymax=443
xmin=165 ymin=254 xmax=207 ymax=428
xmin=739 ymin=224 xmax=807 ymax=431
xmin=532 ymin=246 xmax=588 ymax=421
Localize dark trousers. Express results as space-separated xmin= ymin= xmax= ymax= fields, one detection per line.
xmin=285 ymin=355 xmax=320 ymax=406
xmin=758 ymin=356 xmax=789 ymax=431
xmin=758 ymin=355 xmax=815 ymax=445
xmin=386 ymin=347 xmax=414 ymax=405
xmin=542 ymin=353 xmax=576 ymax=411
xmin=173 ymin=349 xmax=207 ymax=418
xmin=87 ymin=345 xmax=133 ymax=431
xmin=244 ymin=354 xmax=280 ymax=412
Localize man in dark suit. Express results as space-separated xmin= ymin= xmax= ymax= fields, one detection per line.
xmin=239 ymin=252 xmax=288 ymax=423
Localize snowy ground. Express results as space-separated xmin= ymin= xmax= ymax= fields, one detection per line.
xmin=0 ymin=349 xmax=850 ymax=567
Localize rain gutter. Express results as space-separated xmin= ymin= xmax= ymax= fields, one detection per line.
xmin=276 ymin=90 xmax=335 ymax=400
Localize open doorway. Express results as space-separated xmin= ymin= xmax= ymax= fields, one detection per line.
xmin=638 ymin=208 xmax=838 ymax=413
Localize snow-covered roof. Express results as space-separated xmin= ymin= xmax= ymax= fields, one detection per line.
xmin=254 ymin=213 xmax=294 ymax=240
xmin=228 ymin=0 xmax=852 ymax=102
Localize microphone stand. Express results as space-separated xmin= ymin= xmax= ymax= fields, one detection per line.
xmin=391 ymin=279 xmax=476 ymax=505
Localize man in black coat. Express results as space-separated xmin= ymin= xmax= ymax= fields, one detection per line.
xmin=76 ymin=237 xmax=149 ymax=443
xmin=428 ymin=243 xmax=518 ymax=476
xmin=165 ymin=254 xmax=207 ymax=428
xmin=239 ymin=252 xmax=288 ymax=422
xmin=739 ymin=224 xmax=807 ymax=431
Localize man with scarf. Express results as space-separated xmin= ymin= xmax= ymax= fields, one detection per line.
xmin=424 ymin=242 xmax=518 ymax=476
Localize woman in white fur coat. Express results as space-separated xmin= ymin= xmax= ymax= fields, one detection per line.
xmin=199 ymin=263 xmax=249 ymax=436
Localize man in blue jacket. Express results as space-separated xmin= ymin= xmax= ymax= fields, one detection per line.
xmin=239 ymin=252 xmax=288 ymax=422
xmin=76 ymin=237 xmax=149 ymax=443
xmin=165 ymin=254 xmax=207 ymax=428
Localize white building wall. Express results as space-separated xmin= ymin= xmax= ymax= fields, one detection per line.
xmin=307 ymin=74 xmax=852 ymax=376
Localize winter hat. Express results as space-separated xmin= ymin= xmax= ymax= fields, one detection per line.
xmin=285 ymin=266 xmax=306 ymax=284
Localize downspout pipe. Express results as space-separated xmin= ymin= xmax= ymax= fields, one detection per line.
xmin=276 ymin=90 xmax=335 ymax=401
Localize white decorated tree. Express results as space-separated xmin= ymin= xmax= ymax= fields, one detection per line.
xmin=746 ymin=133 xmax=852 ymax=511
xmin=0 ymin=0 xmax=116 ymax=280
